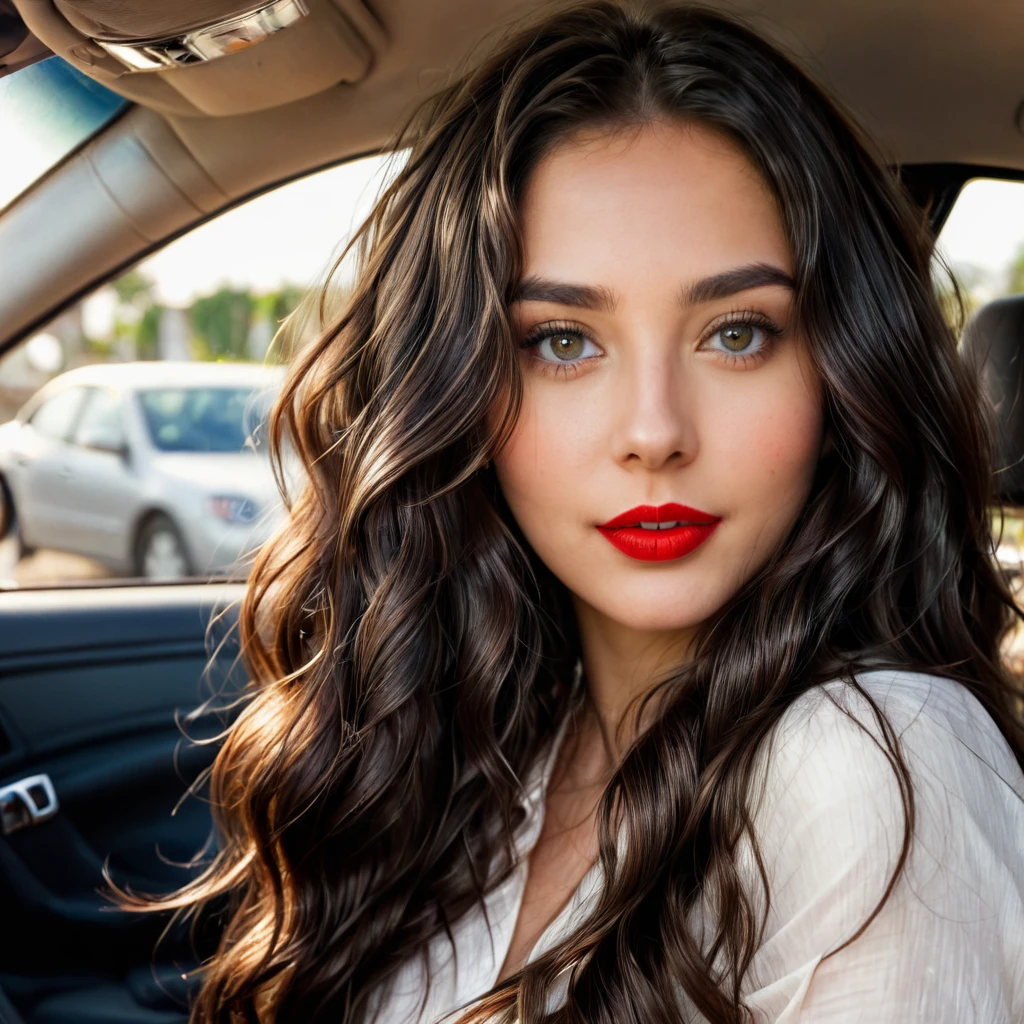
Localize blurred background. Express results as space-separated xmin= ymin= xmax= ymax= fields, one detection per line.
xmin=0 ymin=57 xmax=408 ymax=587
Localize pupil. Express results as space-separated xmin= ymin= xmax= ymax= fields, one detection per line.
xmin=551 ymin=335 xmax=581 ymax=360
xmin=722 ymin=325 xmax=753 ymax=351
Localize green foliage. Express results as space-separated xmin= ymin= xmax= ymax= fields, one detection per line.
xmin=106 ymin=270 xmax=161 ymax=359
xmin=86 ymin=270 xmax=316 ymax=364
xmin=136 ymin=305 xmax=163 ymax=360
xmin=256 ymin=284 xmax=316 ymax=364
xmin=83 ymin=335 xmax=115 ymax=357
xmin=255 ymin=284 xmax=305 ymax=326
xmin=189 ymin=288 xmax=255 ymax=361
xmin=111 ymin=269 xmax=155 ymax=307
xmin=1008 ymin=245 xmax=1024 ymax=295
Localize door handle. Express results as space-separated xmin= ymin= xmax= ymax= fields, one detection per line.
xmin=59 ymin=466 xmax=73 ymax=479
xmin=0 ymin=773 xmax=59 ymax=835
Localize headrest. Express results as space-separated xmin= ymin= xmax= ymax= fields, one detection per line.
xmin=961 ymin=294 xmax=1024 ymax=505
xmin=13 ymin=0 xmax=382 ymax=117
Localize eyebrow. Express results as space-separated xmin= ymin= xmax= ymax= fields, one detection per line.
xmin=512 ymin=277 xmax=617 ymax=312
xmin=681 ymin=262 xmax=795 ymax=307
xmin=512 ymin=261 xmax=795 ymax=312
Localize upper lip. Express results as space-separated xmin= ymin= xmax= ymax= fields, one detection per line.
xmin=598 ymin=503 xmax=720 ymax=529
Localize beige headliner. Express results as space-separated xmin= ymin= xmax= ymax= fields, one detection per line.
xmin=3 ymin=0 xmax=1024 ymax=351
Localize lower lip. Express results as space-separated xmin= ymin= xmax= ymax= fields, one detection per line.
xmin=596 ymin=522 xmax=720 ymax=562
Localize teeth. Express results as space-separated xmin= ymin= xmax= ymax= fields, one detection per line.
xmin=637 ymin=521 xmax=681 ymax=530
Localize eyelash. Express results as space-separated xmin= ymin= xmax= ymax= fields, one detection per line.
xmin=520 ymin=320 xmax=598 ymax=379
xmin=519 ymin=310 xmax=785 ymax=378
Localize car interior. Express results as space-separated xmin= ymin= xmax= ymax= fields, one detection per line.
xmin=2 ymin=0 xmax=1024 ymax=1021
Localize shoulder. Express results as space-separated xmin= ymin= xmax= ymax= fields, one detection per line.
xmin=764 ymin=668 xmax=1024 ymax=797
xmin=733 ymin=673 xmax=1024 ymax=1019
xmin=745 ymin=667 xmax=1024 ymax=927
xmin=753 ymin=668 xmax=1024 ymax=831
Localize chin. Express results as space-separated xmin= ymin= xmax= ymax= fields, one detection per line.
xmin=592 ymin=594 xmax=723 ymax=635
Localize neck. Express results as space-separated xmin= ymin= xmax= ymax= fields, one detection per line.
xmin=571 ymin=595 xmax=696 ymax=764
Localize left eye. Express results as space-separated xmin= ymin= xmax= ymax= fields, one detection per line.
xmin=706 ymin=322 xmax=770 ymax=356
xmin=532 ymin=329 xmax=600 ymax=363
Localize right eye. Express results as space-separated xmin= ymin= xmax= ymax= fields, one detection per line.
xmin=523 ymin=323 xmax=601 ymax=364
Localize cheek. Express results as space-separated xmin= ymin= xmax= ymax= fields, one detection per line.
xmin=708 ymin=371 xmax=823 ymax=534
xmin=492 ymin=388 xmax=597 ymax=533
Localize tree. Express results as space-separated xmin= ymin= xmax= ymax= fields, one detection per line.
xmin=256 ymin=284 xmax=318 ymax=364
xmin=109 ymin=270 xmax=162 ymax=360
xmin=111 ymin=270 xmax=155 ymax=307
xmin=136 ymin=304 xmax=163 ymax=360
xmin=266 ymin=284 xmax=306 ymax=326
xmin=189 ymin=287 xmax=255 ymax=361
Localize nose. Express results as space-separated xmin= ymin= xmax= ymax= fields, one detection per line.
xmin=609 ymin=344 xmax=698 ymax=471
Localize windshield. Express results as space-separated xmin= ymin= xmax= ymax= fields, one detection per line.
xmin=136 ymin=386 xmax=274 ymax=454
xmin=0 ymin=56 xmax=129 ymax=211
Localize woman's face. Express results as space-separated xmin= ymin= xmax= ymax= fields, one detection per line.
xmin=492 ymin=120 xmax=825 ymax=652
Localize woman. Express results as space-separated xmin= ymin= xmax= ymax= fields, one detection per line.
xmin=123 ymin=2 xmax=1024 ymax=1021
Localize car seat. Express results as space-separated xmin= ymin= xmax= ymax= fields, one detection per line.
xmin=961 ymin=293 xmax=1024 ymax=504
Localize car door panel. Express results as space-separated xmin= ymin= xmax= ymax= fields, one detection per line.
xmin=48 ymin=447 xmax=139 ymax=565
xmin=0 ymin=582 xmax=247 ymax=1023
xmin=60 ymin=388 xmax=140 ymax=564
xmin=12 ymin=388 xmax=91 ymax=548
xmin=12 ymin=432 xmax=76 ymax=548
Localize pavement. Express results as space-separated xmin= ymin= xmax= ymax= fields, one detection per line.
xmin=0 ymin=537 xmax=112 ymax=587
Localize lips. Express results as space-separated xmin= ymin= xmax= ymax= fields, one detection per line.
xmin=596 ymin=502 xmax=721 ymax=562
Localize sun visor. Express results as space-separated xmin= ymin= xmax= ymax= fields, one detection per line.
xmin=12 ymin=0 xmax=383 ymax=117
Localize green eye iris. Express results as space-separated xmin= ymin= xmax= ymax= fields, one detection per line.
xmin=547 ymin=334 xmax=585 ymax=360
xmin=720 ymin=324 xmax=754 ymax=351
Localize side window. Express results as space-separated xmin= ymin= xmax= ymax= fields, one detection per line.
xmin=27 ymin=387 xmax=88 ymax=441
xmin=73 ymin=388 xmax=126 ymax=451
xmin=0 ymin=152 xmax=402 ymax=588
xmin=937 ymin=176 xmax=1024 ymax=314
xmin=137 ymin=387 xmax=261 ymax=454
xmin=937 ymin=177 xmax=1024 ymax=645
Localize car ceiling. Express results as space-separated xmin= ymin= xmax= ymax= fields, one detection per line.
xmin=2 ymin=0 xmax=1024 ymax=354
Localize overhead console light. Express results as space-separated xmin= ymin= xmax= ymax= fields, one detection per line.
xmin=15 ymin=0 xmax=381 ymax=117
xmin=95 ymin=0 xmax=308 ymax=71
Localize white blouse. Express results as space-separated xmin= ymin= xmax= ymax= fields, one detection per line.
xmin=370 ymin=669 xmax=1024 ymax=1022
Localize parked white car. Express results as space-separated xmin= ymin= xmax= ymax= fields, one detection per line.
xmin=0 ymin=360 xmax=287 ymax=579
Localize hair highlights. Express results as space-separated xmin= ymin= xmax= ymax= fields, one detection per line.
xmin=113 ymin=4 xmax=1024 ymax=1022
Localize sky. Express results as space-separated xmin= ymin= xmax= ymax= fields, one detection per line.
xmin=135 ymin=152 xmax=404 ymax=306
xmin=80 ymin=151 xmax=401 ymax=336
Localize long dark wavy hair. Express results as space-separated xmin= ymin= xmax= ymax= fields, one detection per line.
xmin=116 ymin=2 xmax=1024 ymax=1021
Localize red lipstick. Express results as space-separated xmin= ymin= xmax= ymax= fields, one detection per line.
xmin=596 ymin=502 xmax=721 ymax=562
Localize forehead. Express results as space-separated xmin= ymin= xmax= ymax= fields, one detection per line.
xmin=518 ymin=120 xmax=792 ymax=286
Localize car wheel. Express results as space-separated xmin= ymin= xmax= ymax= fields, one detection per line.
xmin=135 ymin=514 xmax=193 ymax=580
